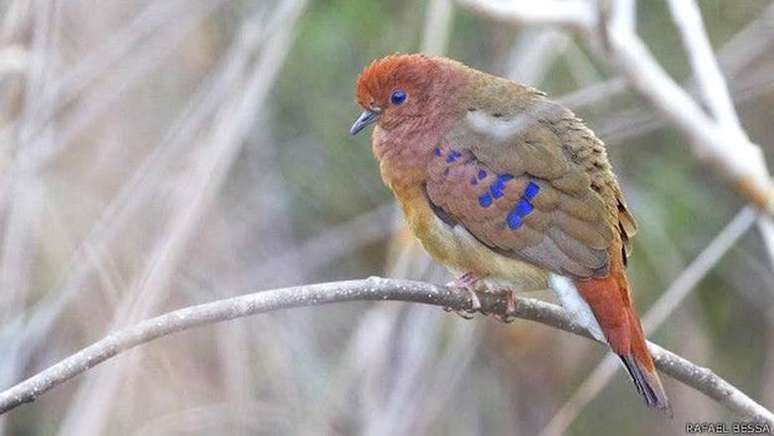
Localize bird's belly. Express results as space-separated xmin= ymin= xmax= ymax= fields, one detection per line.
xmin=396 ymin=188 xmax=548 ymax=291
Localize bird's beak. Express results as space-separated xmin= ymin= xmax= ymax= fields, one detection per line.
xmin=350 ymin=110 xmax=379 ymax=135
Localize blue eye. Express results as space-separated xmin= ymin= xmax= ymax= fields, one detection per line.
xmin=390 ymin=90 xmax=406 ymax=105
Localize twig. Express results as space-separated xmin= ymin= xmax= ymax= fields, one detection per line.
xmin=662 ymin=0 xmax=774 ymax=269
xmin=666 ymin=0 xmax=740 ymax=130
xmin=0 ymin=278 xmax=771 ymax=425
xmin=506 ymin=28 xmax=571 ymax=85
xmin=421 ymin=0 xmax=454 ymax=56
xmin=0 ymin=45 xmax=27 ymax=75
xmin=247 ymin=203 xmax=396 ymax=280
xmin=600 ymin=0 xmax=773 ymax=214
xmin=454 ymin=0 xmax=596 ymax=32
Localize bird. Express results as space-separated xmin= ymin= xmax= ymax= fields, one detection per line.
xmin=350 ymin=53 xmax=669 ymax=411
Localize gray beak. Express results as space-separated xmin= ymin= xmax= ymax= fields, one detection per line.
xmin=350 ymin=110 xmax=379 ymax=135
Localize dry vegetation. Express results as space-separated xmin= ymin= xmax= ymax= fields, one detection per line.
xmin=0 ymin=1 xmax=773 ymax=435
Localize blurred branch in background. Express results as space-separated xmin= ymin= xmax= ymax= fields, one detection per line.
xmin=453 ymin=0 xmax=596 ymax=31
xmin=560 ymin=1 xmax=774 ymax=139
xmin=0 ymin=278 xmax=772 ymax=426
xmin=247 ymin=203 xmax=396 ymax=281
xmin=0 ymin=1 xmax=310 ymax=435
xmin=421 ymin=0 xmax=454 ymax=56
xmin=454 ymin=0 xmax=774 ymax=217
xmin=54 ymin=2 xmax=308 ymax=434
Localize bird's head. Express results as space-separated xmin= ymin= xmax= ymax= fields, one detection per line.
xmin=351 ymin=54 xmax=453 ymax=135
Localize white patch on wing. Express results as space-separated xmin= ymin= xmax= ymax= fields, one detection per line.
xmin=465 ymin=110 xmax=536 ymax=141
xmin=548 ymin=273 xmax=606 ymax=343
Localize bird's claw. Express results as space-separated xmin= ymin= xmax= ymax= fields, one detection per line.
xmin=494 ymin=289 xmax=517 ymax=323
xmin=443 ymin=304 xmax=476 ymax=319
xmin=444 ymin=272 xmax=482 ymax=319
xmin=442 ymin=274 xmax=518 ymax=322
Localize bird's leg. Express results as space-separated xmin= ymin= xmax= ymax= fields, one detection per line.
xmin=444 ymin=272 xmax=482 ymax=319
xmin=494 ymin=288 xmax=518 ymax=323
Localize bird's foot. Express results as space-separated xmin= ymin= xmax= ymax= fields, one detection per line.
xmin=494 ymin=289 xmax=517 ymax=323
xmin=443 ymin=272 xmax=482 ymax=319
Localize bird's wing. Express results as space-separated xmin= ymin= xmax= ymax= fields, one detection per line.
xmin=425 ymin=97 xmax=628 ymax=279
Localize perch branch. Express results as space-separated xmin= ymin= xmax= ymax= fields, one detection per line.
xmin=0 ymin=278 xmax=771 ymax=425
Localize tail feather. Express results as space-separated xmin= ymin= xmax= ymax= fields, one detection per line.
xmin=619 ymin=354 xmax=670 ymax=411
xmin=625 ymin=305 xmax=671 ymax=412
xmin=574 ymin=270 xmax=671 ymax=412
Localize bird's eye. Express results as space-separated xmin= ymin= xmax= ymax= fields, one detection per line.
xmin=390 ymin=90 xmax=407 ymax=106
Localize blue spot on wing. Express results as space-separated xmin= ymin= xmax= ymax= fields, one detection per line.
xmin=506 ymin=209 xmax=523 ymax=229
xmin=478 ymin=169 xmax=487 ymax=180
xmin=524 ymin=181 xmax=540 ymax=200
xmin=504 ymin=181 xmax=539 ymax=230
xmin=489 ymin=174 xmax=513 ymax=199
xmin=470 ymin=176 xmax=478 ymax=185
xmin=479 ymin=192 xmax=492 ymax=208
xmin=490 ymin=183 xmax=504 ymax=199
xmin=515 ymin=199 xmax=533 ymax=215
xmin=434 ymin=147 xmax=442 ymax=157
xmin=446 ymin=150 xmax=461 ymax=163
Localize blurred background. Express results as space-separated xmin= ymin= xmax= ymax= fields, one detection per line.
xmin=0 ymin=0 xmax=773 ymax=435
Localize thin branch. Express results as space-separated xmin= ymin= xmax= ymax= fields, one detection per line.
xmin=600 ymin=0 xmax=773 ymax=214
xmin=248 ymin=203 xmax=396 ymax=280
xmin=0 ymin=278 xmax=771 ymax=425
xmin=666 ymin=0 xmax=740 ymax=130
xmin=506 ymin=28 xmax=571 ymax=85
xmin=421 ymin=0 xmax=454 ymax=56
xmin=454 ymin=0 xmax=596 ymax=32
xmin=558 ymin=0 xmax=774 ymax=113
xmin=0 ymin=45 xmax=27 ymax=75
xmin=662 ymin=0 xmax=774 ymax=269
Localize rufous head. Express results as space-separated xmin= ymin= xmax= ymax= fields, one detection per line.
xmin=350 ymin=54 xmax=453 ymax=135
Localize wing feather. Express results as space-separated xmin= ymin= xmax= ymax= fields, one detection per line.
xmin=424 ymin=94 xmax=632 ymax=279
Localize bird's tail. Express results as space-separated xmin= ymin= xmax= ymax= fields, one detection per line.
xmin=574 ymin=272 xmax=671 ymax=412
xmin=618 ymin=309 xmax=670 ymax=410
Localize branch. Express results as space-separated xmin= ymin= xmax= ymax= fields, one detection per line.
xmin=421 ymin=0 xmax=454 ymax=56
xmin=0 ymin=278 xmax=771 ymax=425
xmin=666 ymin=0 xmax=740 ymax=130
xmin=600 ymin=0 xmax=773 ymax=214
xmin=453 ymin=0 xmax=596 ymax=31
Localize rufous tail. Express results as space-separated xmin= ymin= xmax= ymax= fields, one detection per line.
xmin=574 ymin=268 xmax=670 ymax=411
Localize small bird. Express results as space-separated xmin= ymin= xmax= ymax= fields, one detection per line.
xmin=350 ymin=53 xmax=669 ymax=411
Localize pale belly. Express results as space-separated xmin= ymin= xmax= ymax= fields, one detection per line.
xmin=396 ymin=187 xmax=549 ymax=292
